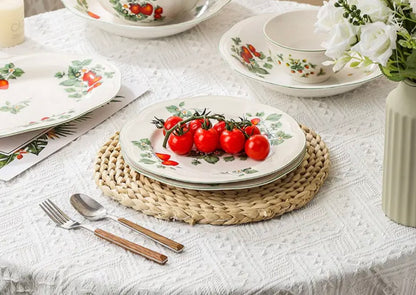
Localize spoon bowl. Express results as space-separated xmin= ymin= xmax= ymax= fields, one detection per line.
xmin=70 ymin=193 xmax=108 ymax=221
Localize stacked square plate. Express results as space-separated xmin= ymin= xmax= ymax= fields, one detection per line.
xmin=0 ymin=53 xmax=121 ymax=157
xmin=119 ymin=95 xmax=306 ymax=191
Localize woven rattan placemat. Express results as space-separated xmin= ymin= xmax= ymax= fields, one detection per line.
xmin=94 ymin=125 xmax=330 ymax=225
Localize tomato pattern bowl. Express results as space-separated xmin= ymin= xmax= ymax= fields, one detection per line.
xmin=119 ymin=95 xmax=306 ymax=185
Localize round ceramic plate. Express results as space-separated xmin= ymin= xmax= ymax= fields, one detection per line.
xmin=61 ymin=0 xmax=231 ymax=39
xmin=123 ymin=146 xmax=306 ymax=190
xmin=0 ymin=53 xmax=121 ymax=138
xmin=219 ymin=14 xmax=382 ymax=97
xmin=119 ymin=96 xmax=306 ymax=184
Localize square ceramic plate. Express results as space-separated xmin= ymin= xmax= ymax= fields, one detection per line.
xmin=0 ymin=53 xmax=121 ymax=138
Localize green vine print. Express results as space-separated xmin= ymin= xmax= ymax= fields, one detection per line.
xmin=0 ymin=63 xmax=25 ymax=90
xmin=55 ymin=59 xmax=115 ymax=99
xmin=23 ymin=110 xmax=76 ymax=127
xmin=109 ymin=0 xmax=164 ymax=22
xmin=0 ymin=100 xmax=30 ymax=114
xmin=132 ymin=139 xmax=178 ymax=168
xmin=221 ymin=167 xmax=258 ymax=176
xmin=276 ymin=54 xmax=326 ymax=78
xmin=0 ymin=120 xmax=80 ymax=169
xmin=75 ymin=0 xmax=100 ymax=19
xmin=231 ymin=37 xmax=274 ymax=78
xmin=244 ymin=112 xmax=292 ymax=146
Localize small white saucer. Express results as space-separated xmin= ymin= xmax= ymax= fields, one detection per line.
xmin=219 ymin=14 xmax=382 ymax=97
xmin=62 ymin=0 xmax=231 ymax=39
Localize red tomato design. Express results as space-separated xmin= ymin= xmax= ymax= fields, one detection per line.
xmin=129 ymin=4 xmax=141 ymax=14
xmin=162 ymin=160 xmax=179 ymax=166
xmin=155 ymin=153 xmax=170 ymax=161
xmin=0 ymin=79 xmax=9 ymax=90
xmin=155 ymin=7 xmax=163 ymax=15
xmin=154 ymin=14 xmax=162 ymax=19
xmin=250 ymin=118 xmax=260 ymax=125
xmin=248 ymin=44 xmax=261 ymax=57
xmin=87 ymin=11 xmax=100 ymax=19
xmin=141 ymin=4 xmax=153 ymax=16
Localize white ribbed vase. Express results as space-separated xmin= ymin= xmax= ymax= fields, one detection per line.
xmin=382 ymin=80 xmax=416 ymax=226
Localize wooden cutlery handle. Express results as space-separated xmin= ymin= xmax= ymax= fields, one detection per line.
xmin=94 ymin=228 xmax=168 ymax=265
xmin=118 ymin=218 xmax=184 ymax=253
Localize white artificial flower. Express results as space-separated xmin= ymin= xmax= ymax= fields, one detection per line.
xmin=349 ymin=0 xmax=392 ymax=22
xmin=409 ymin=0 xmax=416 ymax=12
xmin=322 ymin=20 xmax=358 ymax=60
xmin=352 ymin=22 xmax=397 ymax=66
xmin=315 ymin=0 xmax=345 ymax=33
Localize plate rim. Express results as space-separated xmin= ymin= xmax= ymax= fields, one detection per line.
xmin=61 ymin=0 xmax=231 ymax=32
xmin=0 ymin=52 xmax=121 ymax=138
xmin=122 ymin=146 xmax=306 ymax=190
xmin=119 ymin=95 xmax=307 ymax=184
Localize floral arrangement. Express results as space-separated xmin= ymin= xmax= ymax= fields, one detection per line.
xmin=315 ymin=0 xmax=416 ymax=82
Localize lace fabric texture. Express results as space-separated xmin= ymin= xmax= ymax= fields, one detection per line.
xmin=1 ymin=1 xmax=415 ymax=294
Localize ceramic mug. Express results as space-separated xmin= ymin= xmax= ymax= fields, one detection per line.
xmin=97 ymin=0 xmax=200 ymax=26
xmin=263 ymin=9 xmax=332 ymax=84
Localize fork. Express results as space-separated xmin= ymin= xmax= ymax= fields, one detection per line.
xmin=39 ymin=199 xmax=168 ymax=265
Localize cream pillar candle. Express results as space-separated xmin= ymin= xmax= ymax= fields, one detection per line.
xmin=0 ymin=0 xmax=24 ymax=48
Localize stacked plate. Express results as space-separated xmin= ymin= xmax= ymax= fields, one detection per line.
xmin=0 ymin=53 xmax=121 ymax=144
xmin=61 ymin=0 xmax=231 ymax=39
xmin=119 ymin=95 xmax=306 ymax=191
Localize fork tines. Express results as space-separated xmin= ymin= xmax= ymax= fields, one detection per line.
xmin=40 ymin=199 xmax=70 ymax=225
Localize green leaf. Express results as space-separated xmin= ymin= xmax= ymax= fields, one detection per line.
xmin=267 ymin=56 xmax=273 ymax=62
xmin=60 ymin=79 xmax=77 ymax=86
xmin=242 ymin=168 xmax=258 ymax=174
xmin=69 ymin=93 xmax=82 ymax=98
xmin=179 ymin=101 xmax=185 ymax=107
xmin=132 ymin=139 xmax=152 ymax=151
xmin=266 ymin=113 xmax=282 ymax=121
xmin=0 ymin=153 xmax=16 ymax=168
xmin=65 ymin=88 xmax=76 ymax=93
xmin=223 ymin=155 xmax=234 ymax=162
xmin=139 ymin=158 xmax=156 ymax=164
xmin=203 ymin=155 xmax=219 ymax=164
xmin=238 ymin=154 xmax=248 ymax=160
xmin=350 ymin=61 xmax=360 ymax=67
xmin=255 ymin=112 xmax=264 ymax=117
xmin=26 ymin=136 xmax=48 ymax=155
xmin=80 ymin=59 xmax=92 ymax=67
xmin=55 ymin=72 xmax=65 ymax=78
xmin=263 ymin=63 xmax=273 ymax=69
xmin=192 ymin=159 xmax=201 ymax=165
xmin=13 ymin=68 xmax=24 ymax=77
xmin=255 ymin=67 xmax=269 ymax=75
xmin=166 ymin=105 xmax=179 ymax=114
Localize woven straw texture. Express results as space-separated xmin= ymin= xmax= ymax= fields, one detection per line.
xmin=94 ymin=125 xmax=330 ymax=225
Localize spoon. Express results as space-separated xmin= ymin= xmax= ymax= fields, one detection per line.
xmin=70 ymin=193 xmax=184 ymax=253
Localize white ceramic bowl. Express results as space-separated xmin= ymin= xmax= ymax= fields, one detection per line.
xmin=97 ymin=0 xmax=199 ymax=26
xmin=263 ymin=9 xmax=332 ymax=84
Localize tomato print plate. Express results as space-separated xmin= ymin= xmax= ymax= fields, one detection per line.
xmin=0 ymin=53 xmax=121 ymax=138
xmin=219 ymin=14 xmax=382 ymax=98
xmin=123 ymin=147 xmax=306 ymax=190
xmin=61 ymin=0 xmax=231 ymax=39
xmin=119 ymin=96 xmax=306 ymax=184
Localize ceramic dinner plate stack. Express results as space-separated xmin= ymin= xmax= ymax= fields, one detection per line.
xmin=61 ymin=0 xmax=231 ymax=39
xmin=119 ymin=95 xmax=307 ymax=191
xmin=0 ymin=53 xmax=121 ymax=138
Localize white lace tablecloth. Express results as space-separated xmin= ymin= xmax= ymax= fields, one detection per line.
xmin=2 ymin=1 xmax=416 ymax=294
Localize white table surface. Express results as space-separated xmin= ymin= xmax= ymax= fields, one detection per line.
xmin=2 ymin=1 xmax=416 ymax=294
